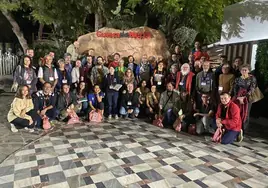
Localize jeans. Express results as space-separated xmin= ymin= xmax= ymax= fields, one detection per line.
xmin=107 ymin=91 xmax=119 ymax=115
xmin=11 ymin=109 xmax=37 ymax=129
xmin=119 ymin=106 xmax=139 ymax=116
xmin=81 ymin=102 xmax=88 ymax=113
xmin=162 ymin=109 xmax=176 ymax=127
xmin=221 ymin=130 xmax=240 ymax=145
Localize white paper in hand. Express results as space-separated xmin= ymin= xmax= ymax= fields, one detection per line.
xmin=178 ymin=109 xmax=183 ymax=116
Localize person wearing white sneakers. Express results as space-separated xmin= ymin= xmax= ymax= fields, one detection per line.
xmin=7 ymin=85 xmax=37 ymax=133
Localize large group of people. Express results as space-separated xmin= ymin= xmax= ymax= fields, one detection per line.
xmin=7 ymin=41 xmax=259 ymax=145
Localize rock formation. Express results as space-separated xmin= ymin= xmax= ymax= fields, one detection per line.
xmin=77 ymin=26 xmax=170 ymax=62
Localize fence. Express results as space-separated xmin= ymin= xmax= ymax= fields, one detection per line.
xmin=0 ymin=51 xmax=19 ymax=75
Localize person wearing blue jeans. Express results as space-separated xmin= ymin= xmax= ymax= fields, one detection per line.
xmin=159 ymin=82 xmax=179 ymax=127
xmin=216 ymin=92 xmax=243 ymax=144
xmin=120 ymin=83 xmax=140 ymax=118
xmin=103 ymin=67 xmax=121 ymax=119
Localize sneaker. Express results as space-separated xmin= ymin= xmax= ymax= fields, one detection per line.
xmin=24 ymin=127 xmax=29 ymax=131
xmin=28 ymin=128 xmax=35 ymax=133
xmin=115 ymin=115 xmax=119 ymax=120
xmin=237 ymin=130 xmax=243 ymax=143
xmin=10 ymin=124 xmax=18 ymax=133
xmin=108 ymin=115 xmax=112 ymax=120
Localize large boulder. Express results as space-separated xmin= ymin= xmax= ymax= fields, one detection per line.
xmin=77 ymin=26 xmax=170 ymax=61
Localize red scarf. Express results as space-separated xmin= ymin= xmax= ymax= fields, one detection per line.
xmin=175 ymin=71 xmax=194 ymax=94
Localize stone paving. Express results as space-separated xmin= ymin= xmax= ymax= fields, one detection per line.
xmin=1 ymin=89 xmax=268 ymax=188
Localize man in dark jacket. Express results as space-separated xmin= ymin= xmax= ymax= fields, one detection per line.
xmin=33 ymin=82 xmax=56 ymax=128
xmin=120 ymin=83 xmax=139 ymax=118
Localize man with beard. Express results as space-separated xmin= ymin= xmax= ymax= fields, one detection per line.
xmin=195 ymin=61 xmax=215 ymax=105
xmin=81 ymin=55 xmax=94 ymax=90
xmin=175 ymin=63 xmax=195 ymax=95
xmin=136 ymin=54 xmax=153 ymax=86
xmin=90 ymin=56 xmax=109 ymax=88
xmin=159 ymin=82 xmax=179 ymax=127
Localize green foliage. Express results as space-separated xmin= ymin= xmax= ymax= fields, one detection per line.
xmin=255 ymin=40 xmax=268 ymax=89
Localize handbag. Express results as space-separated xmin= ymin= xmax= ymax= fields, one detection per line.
xmin=153 ymin=115 xmax=164 ymax=128
xmin=89 ymin=110 xmax=102 ymax=122
xmin=188 ymin=124 xmax=197 ymax=135
xmin=212 ymin=127 xmax=223 ymax=143
xmin=67 ymin=110 xmax=81 ymax=124
xmin=249 ymin=87 xmax=264 ymax=103
xmin=42 ymin=115 xmax=51 ymax=130
xmin=173 ymin=118 xmax=182 ymax=132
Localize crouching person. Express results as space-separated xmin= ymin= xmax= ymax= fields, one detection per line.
xmin=159 ymin=82 xmax=179 ymax=127
xmin=146 ymin=85 xmax=160 ymax=121
xmin=194 ymin=93 xmax=216 ymax=135
xmin=7 ymin=86 xmax=37 ymax=133
xmin=34 ymin=82 xmax=56 ymax=128
xmin=87 ymin=84 xmax=105 ymax=118
xmin=120 ymin=83 xmax=140 ymax=118
xmin=56 ymin=84 xmax=79 ymax=121
xmin=216 ymin=92 xmax=243 ymax=144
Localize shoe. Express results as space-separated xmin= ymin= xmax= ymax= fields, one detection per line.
xmin=115 ymin=115 xmax=119 ymax=120
xmin=24 ymin=127 xmax=29 ymax=130
xmin=10 ymin=124 xmax=18 ymax=133
xmin=28 ymin=128 xmax=35 ymax=133
xmin=108 ymin=115 xmax=112 ymax=120
xmin=237 ymin=130 xmax=243 ymax=143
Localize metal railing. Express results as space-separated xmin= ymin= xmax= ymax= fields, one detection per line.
xmin=0 ymin=51 xmax=19 ymax=75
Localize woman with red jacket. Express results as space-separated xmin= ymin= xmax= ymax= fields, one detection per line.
xmin=216 ymin=92 xmax=243 ymax=144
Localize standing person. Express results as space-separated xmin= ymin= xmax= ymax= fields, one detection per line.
xmin=218 ymin=63 xmax=235 ymax=94
xmin=71 ymin=59 xmax=82 ymax=91
xmin=232 ymin=57 xmax=243 ymax=78
xmin=195 ymin=61 xmax=215 ymax=104
xmin=34 ymin=82 xmax=57 ymax=128
xmin=64 ymin=53 xmax=73 ymax=76
xmin=167 ymin=53 xmax=180 ymax=73
xmin=25 ymin=48 xmax=37 ymax=70
xmin=80 ymin=55 xmax=94 ymax=87
xmin=109 ymin=53 xmax=120 ymax=68
xmin=174 ymin=45 xmax=184 ymax=64
xmin=115 ymin=59 xmax=127 ymax=82
xmin=151 ymin=61 xmax=167 ymax=93
xmin=192 ymin=41 xmax=210 ymax=61
xmin=88 ymin=84 xmax=105 ymax=118
xmin=120 ymin=83 xmax=140 ymax=118
xmin=56 ymin=59 xmax=72 ymax=92
xmin=159 ymin=82 xmax=179 ymax=127
xmin=166 ymin=64 xmax=178 ymax=85
xmin=175 ymin=63 xmax=195 ymax=95
xmin=127 ymin=55 xmax=138 ymax=78
xmin=216 ymin=92 xmax=243 ymax=144
xmin=233 ymin=64 xmax=257 ymax=133
xmin=7 ymin=86 xmax=37 ymax=133
xmin=90 ymin=56 xmax=109 ymax=88
xmin=146 ymin=85 xmax=160 ymax=121
xmin=136 ymin=54 xmax=152 ymax=86
xmin=38 ymin=55 xmax=58 ymax=91
xmin=103 ymin=66 xmax=120 ymax=119
xmin=123 ymin=68 xmax=137 ymax=89
xmin=56 ymin=84 xmax=79 ymax=121
xmin=13 ymin=55 xmax=37 ymax=94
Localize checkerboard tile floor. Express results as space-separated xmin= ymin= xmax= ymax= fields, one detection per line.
xmin=1 ymin=119 xmax=268 ymax=188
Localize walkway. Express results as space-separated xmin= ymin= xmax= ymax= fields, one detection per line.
xmin=1 ymin=119 xmax=268 ymax=188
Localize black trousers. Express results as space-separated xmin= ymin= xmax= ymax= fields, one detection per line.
xmin=11 ymin=109 xmax=37 ymax=129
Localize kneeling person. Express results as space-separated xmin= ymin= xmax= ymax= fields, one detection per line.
xmin=120 ymin=83 xmax=139 ymax=118
xmin=216 ymin=92 xmax=243 ymax=144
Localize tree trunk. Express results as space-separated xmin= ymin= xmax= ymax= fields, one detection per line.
xmin=1 ymin=10 xmax=29 ymax=53
xmin=38 ymin=23 xmax=44 ymax=40
xmin=95 ymin=11 xmax=103 ymax=31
